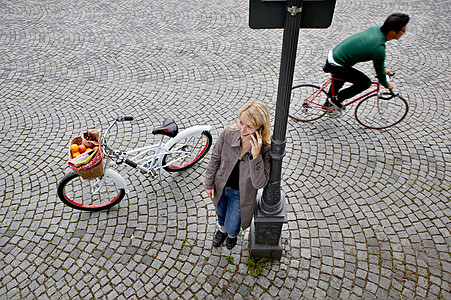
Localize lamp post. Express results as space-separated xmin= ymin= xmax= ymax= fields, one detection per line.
xmin=250 ymin=0 xmax=303 ymax=259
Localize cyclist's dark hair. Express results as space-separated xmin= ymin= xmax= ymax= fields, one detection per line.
xmin=381 ymin=13 xmax=410 ymax=35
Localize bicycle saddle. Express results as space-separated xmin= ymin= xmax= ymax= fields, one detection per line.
xmin=152 ymin=119 xmax=178 ymax=137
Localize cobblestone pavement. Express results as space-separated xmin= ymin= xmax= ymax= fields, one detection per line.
xmin=0 ymin=0 xmax=449 ymax=299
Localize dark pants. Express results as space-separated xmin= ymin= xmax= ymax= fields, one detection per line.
xmin=325 ymin=61 xmax=372 ymax=102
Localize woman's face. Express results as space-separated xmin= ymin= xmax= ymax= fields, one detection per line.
xmin=238 ymin=116 xmax=258 ymax=141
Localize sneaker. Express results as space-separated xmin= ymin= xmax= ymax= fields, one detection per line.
xmin=212 ymin=230 xmax=227 ymax=247
xmin=226 ymin=236 xmax=237 ymax=250
xmin=322 ymin=100 xmax=331 ymax=111
xmin=330 ymin=96 xmax=343 ymax=110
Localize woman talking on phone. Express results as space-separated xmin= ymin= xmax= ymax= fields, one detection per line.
xmin=205 ymin=100 xmax=271 ymax=250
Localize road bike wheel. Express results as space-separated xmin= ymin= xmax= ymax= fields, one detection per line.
xmin=355 ymin=93 xmax=408 ymax=129
xmin=289 ymin=84 xmax=329 ymax=122
xmin=163 ymin=131 xmax=212 ymax=172
xmin=57 ymin=172 xmax=125 ymax=211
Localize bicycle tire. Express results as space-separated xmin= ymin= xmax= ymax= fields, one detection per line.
xmin=289 ymin=84 xmax=329 ymax=122
xmin=355 ymin=93 xmax=408 ymax=129
xmin=163 ymin=131 xmax=212 ymax=172
xmin=57 ymin=172 xmax=125 ymax=211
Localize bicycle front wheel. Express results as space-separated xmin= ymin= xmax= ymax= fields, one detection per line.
xmin=163 ymin=131 xmax=212 ymax=172
xmin=289 ymin=84 xmax=329 ymax=122
xmin=57 ymin=172 xmax=125 ymax=211
xmin=355 ymin=93 xmax=408 ymax=129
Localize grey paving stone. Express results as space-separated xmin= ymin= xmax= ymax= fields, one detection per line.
xmin=0 ymin=0 xmax=450 ymax=298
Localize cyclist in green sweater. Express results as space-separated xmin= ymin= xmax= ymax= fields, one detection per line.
xmin=324 ymin=13 xmax=410 ymax=109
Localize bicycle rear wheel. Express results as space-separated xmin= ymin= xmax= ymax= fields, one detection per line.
xmin=163 ymin=131 xmax=212 ymax=172
xmin=289 ymin=84 xmax=329 ymax=122
xmin=57 ymin=172 xmax=125 ymax=211
xmin=355 ymin=93 xmax=408 ymax=129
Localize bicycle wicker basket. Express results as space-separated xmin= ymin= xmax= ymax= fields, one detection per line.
xmin=68 ymin=134 xmax=104 ymax=180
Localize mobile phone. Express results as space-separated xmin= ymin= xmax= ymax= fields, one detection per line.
xmin=253 ymin=126 xmax=263 ymax=139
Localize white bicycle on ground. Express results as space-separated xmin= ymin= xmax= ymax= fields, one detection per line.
xmin=57 ymin=116 xmax=212 ymax=211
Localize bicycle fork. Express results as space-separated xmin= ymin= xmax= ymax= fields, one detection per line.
xmin=92 ymin=158 xmax=129 ymax=195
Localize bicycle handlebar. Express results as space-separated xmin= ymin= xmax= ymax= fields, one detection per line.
xmin=379 ymin=89 xmax=399 ymax=100
xmin=101 ymin=116 xmax=154 ymax=169
xmin=102 ymin=116 xmax=134 ymax=148
xmin=378 ymin=72 xmax=399 ymax=100
xmin=116 ymin=116 xmax=134 ymax=122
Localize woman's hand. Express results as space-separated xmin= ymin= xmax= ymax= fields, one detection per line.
xmin=250 ymin=131 xmax=263 ymax=159
xmin=206 ymin=189 xmax=215 ymax=199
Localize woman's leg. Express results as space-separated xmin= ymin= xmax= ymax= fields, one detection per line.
xmin=213 ymin=190 xmax=229 ymax=247
xmin=214 ymin=187 xmax=241 ymax=249
xmin=215 ymin=190 xmax=229 ymax=227
xmin=223 ymin=188 xmax=241 ymax=237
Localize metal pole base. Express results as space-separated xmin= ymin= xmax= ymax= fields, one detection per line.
xmin=249 ymin=193 xmax=287 ymax=259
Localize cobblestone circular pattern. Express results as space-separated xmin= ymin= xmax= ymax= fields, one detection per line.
xmin=0 ymin=0 xmax=449 ymax=299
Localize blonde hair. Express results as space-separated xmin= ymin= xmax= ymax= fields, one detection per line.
xmin=229 ymin=100 xmax=271 ymax=144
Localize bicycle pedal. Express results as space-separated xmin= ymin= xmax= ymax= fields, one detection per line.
xmin=149 ymin=169 xmax=157 ymax=177
xmin=327 ymin=108 xmax=342 ymax=118
xmin=140 ymin=168 xmax=157 ymax=177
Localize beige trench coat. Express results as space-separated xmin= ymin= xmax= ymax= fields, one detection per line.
xmin=205 ymin=128 xmax=271 ymax=230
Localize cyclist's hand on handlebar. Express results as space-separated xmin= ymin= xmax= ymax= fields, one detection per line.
xmin=388 ymin=82 xmax=395 ymax=89
xmin=385 ymin=68 xmax=391 ymax=75
xmin=206 ymin=189 xmax=215 ymax=199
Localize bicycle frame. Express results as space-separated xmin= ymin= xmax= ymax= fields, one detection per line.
xmin=99 ymin=118 xmax=211 ymax=191
xmin=116 ymin=136 xmax=169 ymax=175
xmin=321 ymin=77 xmax=382 ymax=108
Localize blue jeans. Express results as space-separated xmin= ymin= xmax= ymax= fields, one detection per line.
xmin=216 ymin=187 xmax=241 ymax=237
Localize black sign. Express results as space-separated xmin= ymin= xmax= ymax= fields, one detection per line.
xmin=249 ymin=0 xmax=336 ymax=29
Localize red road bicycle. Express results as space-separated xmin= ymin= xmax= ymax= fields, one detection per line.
xmin=288 ymin=73 xmax=408 ymax=129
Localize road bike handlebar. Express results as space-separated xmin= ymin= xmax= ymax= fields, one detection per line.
xmin=379 ymin=73 xmax=399 ymax=100
xmin=379 ymin=89 xmax=399 ymax=100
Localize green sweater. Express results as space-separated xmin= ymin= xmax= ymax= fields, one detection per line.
xmin=332 ymin=26 xmax=389 ymax=88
